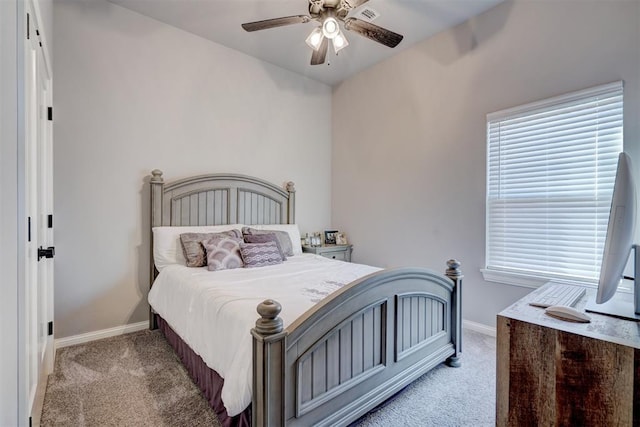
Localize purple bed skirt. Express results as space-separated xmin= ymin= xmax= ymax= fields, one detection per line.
xmin=156 ymin=314 xmax=251 ymax=427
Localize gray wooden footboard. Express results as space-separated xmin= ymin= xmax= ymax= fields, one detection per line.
xmin=252 ymin=260 xmax=463 ymax=427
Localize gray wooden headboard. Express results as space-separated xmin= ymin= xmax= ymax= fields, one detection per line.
xmin=150 ymin=169 xmax=295 ymax=227
xmin=149 ymin=169 xmax=296 ymax=284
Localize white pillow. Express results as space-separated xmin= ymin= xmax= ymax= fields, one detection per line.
xmin=246 ymin=224 xmax=302 ymax=255
xmin=152 ymin=224 xmax=244 ymax=270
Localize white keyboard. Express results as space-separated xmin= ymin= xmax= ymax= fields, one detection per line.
xmin=529 ymin=283 xmax=586 ymax=308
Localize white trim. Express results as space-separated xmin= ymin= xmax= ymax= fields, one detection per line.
xmin=55 ymin=319 xmax=497 ymax=350
xmin=27 ymin=0 xmax=52 ymax=80
xmin=481 ymin=268 xmax=548 ymax=289
xmin=55 ymin=321 xmax=148 ymax=349
xmin=463 ymin=319 xmax=496 ymax=337
xmin=480 ymin=268 xmax=601 ymax=290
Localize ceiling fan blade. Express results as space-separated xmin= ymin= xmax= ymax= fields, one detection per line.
xmin=310 ymin=37 xmax=329 ymax=65
xmin=241 ymin=15 xmax=310 ymax=32
xmin=343 ymin=18 xmax=403 ymax=48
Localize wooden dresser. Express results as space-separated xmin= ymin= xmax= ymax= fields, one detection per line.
xmin=497 ymin=283 xmax=640 ymax=426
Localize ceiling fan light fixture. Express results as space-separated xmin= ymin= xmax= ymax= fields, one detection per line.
xmin=305 ymin=27 xmax=324 ymax=51
xmin=322 ymin=17 xmax=339 ymax=39
xmin=240 ymin=1 xmax=405 ymax=67
xmin=332 ymin=30 xmax=349 ymax=53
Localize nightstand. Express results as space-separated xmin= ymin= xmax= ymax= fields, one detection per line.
xmin=302 ymin=244 xmax=352 ymax=262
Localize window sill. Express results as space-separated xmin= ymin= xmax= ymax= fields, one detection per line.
xmin=480 ymin=268 xmax=597 ymax=290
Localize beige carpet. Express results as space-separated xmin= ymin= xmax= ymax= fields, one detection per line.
xmin=41 ymin=330 xmax=219 ymax=426
xmin=41 ymin=329 xmax=496 ymax=426
xmin=353 ymin=329 xmax=496 ymax=426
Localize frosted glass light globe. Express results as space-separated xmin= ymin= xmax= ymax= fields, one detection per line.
xmin=322 ymin=18 xmax=339 ymax=39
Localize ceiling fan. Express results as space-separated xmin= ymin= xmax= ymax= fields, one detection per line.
xmin=241 ymin=0 xmax=404 ymax=65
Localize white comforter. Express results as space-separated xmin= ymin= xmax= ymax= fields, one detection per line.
xmin=148 ymin=254 xmax=380 ymax=416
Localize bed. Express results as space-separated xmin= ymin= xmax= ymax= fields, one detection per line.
xmin=148 ymin=170 xmax=463 ymax=426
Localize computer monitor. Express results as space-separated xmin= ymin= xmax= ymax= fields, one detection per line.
xmin=586 ymin=152 xmax=639 ymax=320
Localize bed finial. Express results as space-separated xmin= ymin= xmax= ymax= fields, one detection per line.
xmin=255 ymin=299 xmax=283 ymax=335
xmin=286 ymin=181 xmax=295 ymax=193
xmin=252 ymin=299 xmax=286 ymax=425
xmin=151 ymin=169 xmax=164 ymax=183
xmin=286 ymin=182 xmax=296 ymax=223
xmin=445 ymin=259 xmax=462 ymax=279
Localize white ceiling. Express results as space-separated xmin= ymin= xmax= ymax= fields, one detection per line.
xmin=107 ymin=0 xmax=503 ymax=86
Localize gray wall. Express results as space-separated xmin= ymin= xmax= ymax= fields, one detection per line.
xmin=53 ymin=0 xmax=332 ymax=338
xmin=332 ymin=0 xmax=640 ymax=327
xmin=1 ymin=1 xmax=20 ymax=423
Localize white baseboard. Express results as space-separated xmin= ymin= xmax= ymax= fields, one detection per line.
xmin=462 ymin=319 xmax=496 ymax=337
xmin=55 ymin=319 xmax=494 ymax=349
xmin=55 ymin=321 xmax=148 ymax=349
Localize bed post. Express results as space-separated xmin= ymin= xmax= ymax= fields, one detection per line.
xmin=445 ymin=259 xmax=463 ymax=367
xmin=149 ymin=169 xmax=164 ymax=330
xmin=251 ymin=299 xmax=286 ymax=427
xmin=286 ymin=182 xmax=295 ymax=224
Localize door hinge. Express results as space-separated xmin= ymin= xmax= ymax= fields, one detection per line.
xmin=48 ymin=107 xmax=53 ymax=121
xmin=27 ymin=217 xmax=31 ymax=242
xmin=26 ymin=13 xmax=29 ymax=40
xmin=48 ymin=321 xmax=53 ymax=336
xmin=38 ymin=246 xmax=55 ymax=261
xmin=48 ymin=214 xmax=53 ymax=228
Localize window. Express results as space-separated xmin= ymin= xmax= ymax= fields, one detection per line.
xmin=484 ymin=82 xmax=623 ymax=287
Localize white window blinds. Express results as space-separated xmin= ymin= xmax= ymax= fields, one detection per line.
xmin=486 ymin=82 xmax=623 ymax=283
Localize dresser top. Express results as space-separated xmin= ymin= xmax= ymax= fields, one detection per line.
xmin=499 ymin=282 xmax=640 ymax=349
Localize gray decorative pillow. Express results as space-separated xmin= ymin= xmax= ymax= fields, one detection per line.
xmin=240 ymin=242 xmax=283 ymax=268
xmin=202 ymin=236 xmax=244 ymax=271
xmin=180 ymin=230 xmax=242 ymax=267
xmin=242 ymin=227 xmax=293 ymax=257
xmin=243 ymin=233 xmax=286 ymax=261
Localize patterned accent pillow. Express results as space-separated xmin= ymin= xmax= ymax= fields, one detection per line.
xmin=180 ymin=230 xmax=242 ymax=267
xmin=202 ymin=236 xmax=244 ymax=271
xmin=243 ymin=233 xmax=286 ymax=261
xmin=242 ymin=227 xmax=293 ymax=257
xmin=240 ymin=242 xmax=283 ymax=268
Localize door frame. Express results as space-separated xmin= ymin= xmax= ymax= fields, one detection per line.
xmin=27 ymin=6 xmax=55 ymax=421
xmin=23 ymin=1 xmax=55 ymax=424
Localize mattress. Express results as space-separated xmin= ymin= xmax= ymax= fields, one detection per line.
xmin=148 ymin=254 xmax=380 ymax=416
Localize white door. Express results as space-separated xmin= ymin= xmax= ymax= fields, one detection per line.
xmin=23 ymin=3 xmax=54 ymax=424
